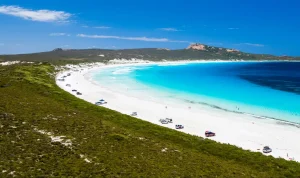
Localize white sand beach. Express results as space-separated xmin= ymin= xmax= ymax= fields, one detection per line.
xmin=56 ymin=61 xmax=300 ymax=162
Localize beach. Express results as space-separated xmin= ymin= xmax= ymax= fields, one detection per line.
xmin=56 ymin=61 xmax=300 ymax=162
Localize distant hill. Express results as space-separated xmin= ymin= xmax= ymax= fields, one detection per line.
xmin=0 ymin=43 xmax=299 ymax=63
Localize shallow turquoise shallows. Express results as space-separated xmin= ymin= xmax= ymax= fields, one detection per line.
xmin=92 ymin=62 xmax=300 ymax=124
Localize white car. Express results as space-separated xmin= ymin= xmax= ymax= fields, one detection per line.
xmin=130 ymin=112 xmax=137 ymax=116
xmin=165 ymin=118 xmax=173 ymax=123
xmin=159 ymin=119 xmax=168 ymax=124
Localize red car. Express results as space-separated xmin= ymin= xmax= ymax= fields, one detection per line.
xmin=175 ymin=125 xmax=184 ymax=129
xmin=205 ymin=131 xmax=215 ymax=137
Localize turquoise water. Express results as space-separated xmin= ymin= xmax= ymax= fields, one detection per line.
xmin=92 ymin=62 xmax=300 ymax=124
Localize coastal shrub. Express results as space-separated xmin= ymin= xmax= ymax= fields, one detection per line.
xmin=109 ymin=133 xmax=128 ymax=141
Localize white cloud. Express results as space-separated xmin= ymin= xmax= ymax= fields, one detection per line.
xmin=158 ymin=28 xmax=179 ymax=32
xmin=228 ymin=28 xmax=239 ymax=30
xmin=94 ymin=26 xmax=111 ymax=29
xmin=0 ymin=5 xmax=71 ymax=22
xmin=77 ymin=34 xmax=189 ymax=43
xmin=49 ymin=33 xmax=70 ymax=36
xmin=240 ymin=43 xmax=264 ymax=47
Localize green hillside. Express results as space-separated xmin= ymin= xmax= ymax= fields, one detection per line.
xmin=0 ymin=44 xmax=299 ymax=63
xmin=0 ymin=63 xmax=300 ymax=177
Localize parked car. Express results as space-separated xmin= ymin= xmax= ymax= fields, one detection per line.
xmin=159 ymin=119 xmax=169 ymax=124
xmin=66 ymin=84 xmax=71 ymax=87
xmin=99 ymin=99 xmax=107 ymax=104
xmin=95 ymin=100 xmax=107 ymax=105
xmin=76 ymin=92 xmax=82 ymax=95
xmin=165 ymin=118 xmax=173 ymax=123
xmin=263 ymin=146 xmax=272 ymax=153
xmin=205 ymin=131 xmax=216 ymax=137
xmin=130 ymin=112 xmax=137 ymax=116
xmin=175 ymin=125 xmax=184 ymax=129
xmin=72 ymin=89 xmax=77 ymax=92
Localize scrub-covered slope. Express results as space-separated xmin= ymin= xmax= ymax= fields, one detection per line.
xmin=0 ymin=44 xmax=298 ymax=63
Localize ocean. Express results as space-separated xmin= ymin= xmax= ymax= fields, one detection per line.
xmin=92 ymin=62 xmax=300 ymax=124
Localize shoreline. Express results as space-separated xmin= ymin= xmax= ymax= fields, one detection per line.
xmin=56 ymin=60 xmax=300 ymax=162
xmin=185 ymin=98 xmax=300 ymax=128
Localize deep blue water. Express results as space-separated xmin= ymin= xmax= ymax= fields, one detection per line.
xmin=237 ymin=62 xmax=300 ymax=95
xmin=130 ymin=62 xmax=300 ymax=123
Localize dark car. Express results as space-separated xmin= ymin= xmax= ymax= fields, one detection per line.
xmin=76 ymin=92 xmax=82 ymax=95
xmin=72 ymin=89 xmax=77 ymax=92
xmin=205 ymin=131 xmax=216 ymax=137
xmin=263 ymin=146 xmax=272 ymax=153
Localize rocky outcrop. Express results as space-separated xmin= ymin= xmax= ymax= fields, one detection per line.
xmin=187 ymin=44 xmax=240 ymax=53
xmin=186 ymin=43 xmax=206 ymax=50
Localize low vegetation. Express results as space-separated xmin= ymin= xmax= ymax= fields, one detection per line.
xmin=0 ymin=45 xmax=299 ymax=63
xmin=1 ymin=63 xmax=300 ymax=177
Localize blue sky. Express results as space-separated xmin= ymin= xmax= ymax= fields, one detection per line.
xmin=0 ymin=0 xmax=299 ymax=56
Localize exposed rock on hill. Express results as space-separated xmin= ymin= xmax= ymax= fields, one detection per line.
xmin=186 ymin=43 xmax=206 ymax=50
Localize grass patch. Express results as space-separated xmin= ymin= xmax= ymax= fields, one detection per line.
xmin=14 ymin=65 xmax=53 ymax=88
